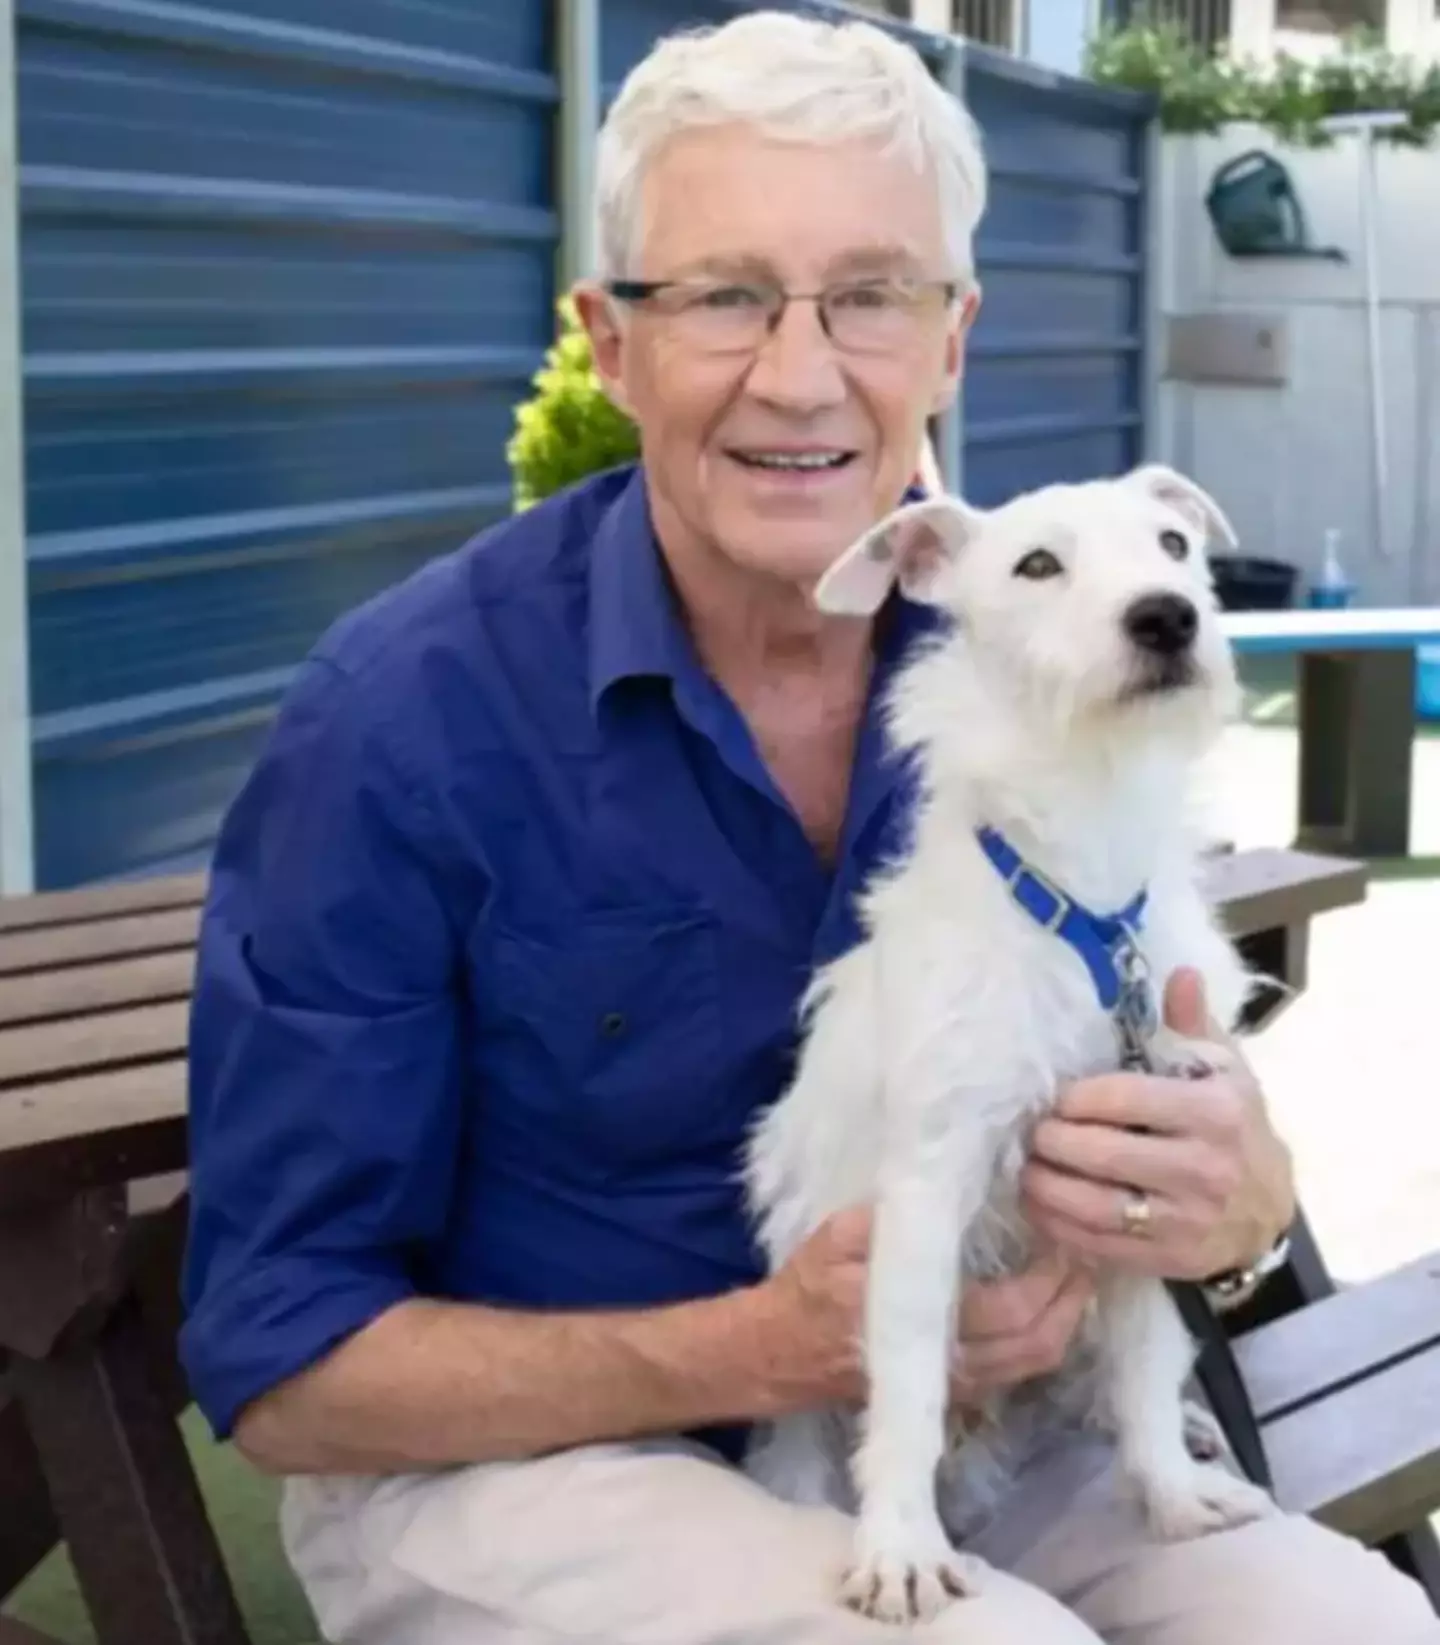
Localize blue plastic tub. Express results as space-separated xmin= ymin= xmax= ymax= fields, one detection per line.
xmin=1417 ymin=645 xmax=1440 ymax=722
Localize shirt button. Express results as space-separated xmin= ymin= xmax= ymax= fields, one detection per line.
xmin=600 ymin=1011 xmax=627 ymax=1038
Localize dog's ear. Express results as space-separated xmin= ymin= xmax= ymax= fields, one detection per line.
xmin=814 ymin=498 xmax=982 ymax=617
xmin=1123 ymin=463 xmax=1239 ymax=551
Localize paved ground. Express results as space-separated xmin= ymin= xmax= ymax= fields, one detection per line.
xmin=1204 ymin=665 xmax=1440 ymax=1285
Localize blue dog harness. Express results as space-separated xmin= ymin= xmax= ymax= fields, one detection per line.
xmin=975 ymin=824 xmax=1157 ymax=1061
xmin=974 ymin=822 xmax=1276 ymax=1492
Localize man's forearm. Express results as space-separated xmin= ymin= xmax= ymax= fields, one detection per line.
xmin=235 ymin=1284 xmax=794 ymax=1475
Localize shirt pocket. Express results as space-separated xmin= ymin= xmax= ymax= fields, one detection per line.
xmin=473 ymin=906 xmax=727 ymax=1173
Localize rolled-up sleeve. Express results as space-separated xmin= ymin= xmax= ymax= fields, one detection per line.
xmin=179 ymin=655 xmax=466 ymax=1439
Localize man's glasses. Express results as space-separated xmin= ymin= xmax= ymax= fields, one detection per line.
xmin=604 ymin=275 xmax=960 ymax=357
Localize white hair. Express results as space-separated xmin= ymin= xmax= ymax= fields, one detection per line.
xmin=593 ymin=9 xmax=988 ymax=287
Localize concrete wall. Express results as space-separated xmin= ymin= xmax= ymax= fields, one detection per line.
xmin=1151 ymin=125 xmax=1440 ymax=606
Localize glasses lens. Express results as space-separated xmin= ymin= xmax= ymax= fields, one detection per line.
xmin=825 ymin=281 xmax=948 ymax=353
xmin=665 ymin=283 xmax=773 ymax=354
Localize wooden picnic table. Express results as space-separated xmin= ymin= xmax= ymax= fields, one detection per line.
xmin=2 ymin=848 xmax=1439 ymax=1644
xmin=0 ymin=871 xmax=238 ymax=1645
xmin=1222 ymin=607 xmax=1440 ymax=860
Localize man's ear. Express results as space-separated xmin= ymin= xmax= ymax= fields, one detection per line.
xmin=814 ymin=497 xmax=984 ymax=617
xmin=928 ymin=284 xmax=981 ymax=418
xmin=570 ymin=282 xmax=635 ymax=418
xmin=914 ymin=434 xmax=945 ymax=496
xmin=1124 ymin=463 xmax=1239 ymax=551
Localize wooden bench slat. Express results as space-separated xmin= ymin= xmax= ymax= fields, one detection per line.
xmin=0 ymin=851 xmax=1357 ymax=977
xmin=0 ymin=1062 xmax=188 ymax=1200
xmin=0 ymin=1061 xmax=188 ymax=1155
xmin=0 ymin=1002 xmax=189 ymax=1089
xmin=1236 ymin=1251 xmax=1440 ymax=1424
xmin=0 ymin=951 xmax=197 ymax=1029
xmin=0 ymin=908 xmax=200 ymax=979
xmin=1264 ymin=1342 xmax=1440 ymax=1544
xmin=0 ymin=873 xmax=206 ymax=934
xmin=1201 ymin=846 xmax=1367 ymax=937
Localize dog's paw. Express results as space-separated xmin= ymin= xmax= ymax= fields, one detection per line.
xmin=839 ymin=1540 xmax=989 ymax=1624
xmin=1141 ymin=1465 xmax=1276 ymax=1542
xmin=1146 ymin=1027 xmax=1232 ymax=1083
xmin=1181 ymin=1402 xmax=1228 ymax=1463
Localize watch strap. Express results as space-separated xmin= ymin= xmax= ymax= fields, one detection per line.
xmin=1201 ymin=1225 xmax=1293 ymax=1308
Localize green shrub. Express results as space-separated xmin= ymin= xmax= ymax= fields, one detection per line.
xmin=506 ymin=296 xmax=641 ymax=510
xmin=1085 ymin=15 xmax=1439 ymax=147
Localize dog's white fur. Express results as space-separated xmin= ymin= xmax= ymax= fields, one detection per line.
xmin=741 ymin=462 xmax=1276 ymax=1624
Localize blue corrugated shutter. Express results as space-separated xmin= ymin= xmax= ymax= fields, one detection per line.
xmin=963 ymin=47 xmax=1152 ymax=506
xmin=17 ymin=0 xmax=558 ymax=888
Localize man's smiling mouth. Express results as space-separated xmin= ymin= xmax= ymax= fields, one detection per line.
xmin=726 ymin=448 xmax=858 ymax=473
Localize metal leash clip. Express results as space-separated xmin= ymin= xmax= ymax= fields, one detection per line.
xmin=1112 ymin=937 xmax=1158 ymax=1072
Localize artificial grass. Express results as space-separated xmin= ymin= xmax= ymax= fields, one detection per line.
xmin=2 ymin=1407 xmax=319 ymax=1645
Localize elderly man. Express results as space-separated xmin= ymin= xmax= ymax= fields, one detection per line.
xmin=179 ymin=11 xmax=1437 ymax=1644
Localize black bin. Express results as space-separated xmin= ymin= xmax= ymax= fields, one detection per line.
xmin=1208 ymin=554 xmax=1297 ymax=612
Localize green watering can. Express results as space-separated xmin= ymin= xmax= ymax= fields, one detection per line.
xmin=1205 ymin=150 xmax=1347 ymax=262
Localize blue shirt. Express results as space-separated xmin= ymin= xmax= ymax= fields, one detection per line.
xmin=180 ymin=463 xmax=936 ymax=1457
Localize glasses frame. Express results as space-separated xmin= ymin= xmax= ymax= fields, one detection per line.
xmin=603 ymin=275 xmax=962 ymax=355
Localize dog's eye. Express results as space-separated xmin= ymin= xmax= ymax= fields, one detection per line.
xmin=1013 ymin=548 xmax=1063 ymax=580
xmin=1159 ymin=529 xmax=1189 ymax=561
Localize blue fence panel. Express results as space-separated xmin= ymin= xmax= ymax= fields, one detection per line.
xmin=15 ymin=0 xmax=1153 ymax=889
xmin=962 ymin=46 xmax=1153 ymax=506
xmin=602 ymin=0 xmax=946 ymax=108
xmin=17 ymin=0 xmax=558 ymax=888
xmin=603 ymin=0 xmax=737 ymax=90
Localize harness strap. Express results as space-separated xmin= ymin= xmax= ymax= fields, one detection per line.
xmin=977 ymin=826 xmax=1273 ymax=1489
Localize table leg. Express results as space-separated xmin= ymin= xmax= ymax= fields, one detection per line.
xmin=8 ymin=1298 xmax=250 ymax=1645
xmin=0 ymin=1194 xmax=249 ymax=1645
xmin=0 ymin=1393 xmax=56 ymax=1605
xmin=1297 ymin=649 xmax=1416 ymax=858
xmin=0 ymin=1618 xmax=61 ymax=1644
xmin=0 ymin=1190 xmax=193 ymax=1607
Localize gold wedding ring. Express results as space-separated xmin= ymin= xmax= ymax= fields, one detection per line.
xmin=1119 ymin=1187 xmax=1153 ymax=1237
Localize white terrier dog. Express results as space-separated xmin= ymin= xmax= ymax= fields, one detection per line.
xmin=742 ymin=463 xmax=1275 ymax=1624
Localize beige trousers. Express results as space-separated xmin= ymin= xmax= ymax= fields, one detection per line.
xmin=280 ymin=1430 xmax=1440 ymax=1645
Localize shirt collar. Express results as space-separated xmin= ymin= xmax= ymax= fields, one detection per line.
xmin=587 ymin=464 xmax=941 ymax=715
xmin=588 ymin=465 xmax=693 ymax=713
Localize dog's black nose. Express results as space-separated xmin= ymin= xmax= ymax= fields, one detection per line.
xmin=1123 ymin=593 xmax=1198 ymax=657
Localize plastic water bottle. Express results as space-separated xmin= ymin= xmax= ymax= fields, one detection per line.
xmin=1307 ymin=528 xmax=1355 ymax=610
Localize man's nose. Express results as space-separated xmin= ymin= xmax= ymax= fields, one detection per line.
xmin=743 ymin=299 xmax=847 ymax=410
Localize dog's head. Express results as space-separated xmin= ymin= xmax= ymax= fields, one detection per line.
xmin=816 ymin=463 xmax=1240 ymax=748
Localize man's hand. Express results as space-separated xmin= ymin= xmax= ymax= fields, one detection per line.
xmin=948 ymin=1246 xmax=1096 ymax=1409
xmin=756 ymin=1207 xmax=1095 ymax=1416
xmin=1020 ymin=967 xmax=1296 ymax=1281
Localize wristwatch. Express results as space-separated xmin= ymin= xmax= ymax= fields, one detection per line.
xmin=1200 ymin=1223 xmax=1293 ymax=1310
